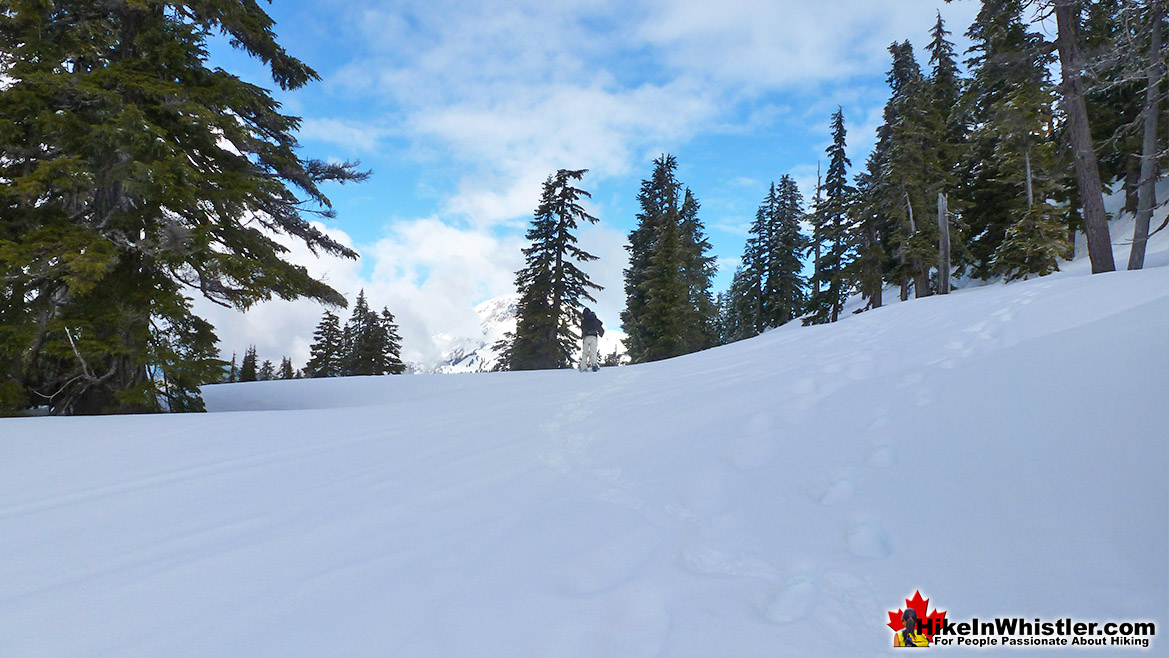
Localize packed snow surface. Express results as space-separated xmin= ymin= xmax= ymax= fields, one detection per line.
xmin=3 ymin=260 xmax=1167 ymax=656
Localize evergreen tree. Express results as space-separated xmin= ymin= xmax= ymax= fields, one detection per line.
xmin=848 ymin=160 xmax=888 ymax=311
xmin=257 ymin=359 xmax=275 ymax=381
xmin=600 ymin=348 xmax=623 ymax=367
xmin=622 ymin=155 xmax=681 ymax=362
xmin=500 ymin=169 xmax=602 ymax=371
xmin=379 ymin=308 xmax=407 ymax=375
xmin=0 ymin=1 xmax=367 ymax=414
xmin=928 ymin=11 xmax=964 ymax=144
xmin=734 ymin=178 xmax=807 ymax=336
xmin=305 ymin=310 xmax=343 ymax=378
xmin=990 ymin=204 xmax=1072 ymax=280
xmin=880 ymin=41 xmax=939 ymax=299
xmin=240 ymin=345 xmax=258 ymax=383
xmin=720 ymin=267 xmax=759 ymax=344
xmin=639 ymin=210 xmax=689 ymax=361
xmin=341 ymin=290 xmax=401 ymax=376
xmin=1087 ymin=1 xmax=1165 ymax=269
xmin=959 ymin=0 xmax=1068 ymax=279
xmin=621 ymin=155 xmax=718 ymax=362
xmin=227 ymin=352 xmax=239 ymax=384
xmin=805 ymin=108 xmax=854 ymax=325
xmin=735 ymin=196 xmax=771 ymax=337
xmin=278 ymin=357 xmax=295 ymax=380
xmin=678 ymin=189 xmax=720 ymax=352
xmin=148 ymin=300 xmax=222 ymax=412
xmin=768 ymin=176 xmax=809 ymax=326
xmin=925 ymin=11 xmax=971 ymax=285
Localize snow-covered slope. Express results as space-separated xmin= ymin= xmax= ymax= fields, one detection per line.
xmin=2 ymin=250 xmax=1167 ymax=656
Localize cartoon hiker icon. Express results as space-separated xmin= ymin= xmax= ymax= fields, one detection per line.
xmin=895 ymin=608 xmax=929 ymax=647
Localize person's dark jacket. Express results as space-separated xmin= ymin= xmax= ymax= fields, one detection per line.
xmin=582 ymin=309 xmax=604 ymax=338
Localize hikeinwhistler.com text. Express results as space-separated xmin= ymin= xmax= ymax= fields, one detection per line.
xmin=920 ymin=617 xmax=1156 ymax=648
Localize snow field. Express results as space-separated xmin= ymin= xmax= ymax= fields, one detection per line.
xmin=2 ymin=235 xmax=1167 ymax=656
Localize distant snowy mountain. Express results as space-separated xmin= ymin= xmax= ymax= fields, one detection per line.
xmin=411 ymin=294 xmax=626 ymax=373
xmin=417 ymin=295 xmax=517 ymax=374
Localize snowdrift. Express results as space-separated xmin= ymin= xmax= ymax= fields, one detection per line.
xmin=2 ymin=261 xmax=1166 ymax=656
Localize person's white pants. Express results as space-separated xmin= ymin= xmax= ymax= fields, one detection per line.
xmin=580 ymin=335 xmax=599 ymax=371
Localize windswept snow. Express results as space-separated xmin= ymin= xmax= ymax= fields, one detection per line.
xmin=3 ymin=255 xmax=1167 ymax=655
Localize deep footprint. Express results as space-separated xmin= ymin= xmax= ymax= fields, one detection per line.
xmin=847 ymin=521 xmax=892 ymax=558
xmin=765 ymin=579 xmax=817 ymax=624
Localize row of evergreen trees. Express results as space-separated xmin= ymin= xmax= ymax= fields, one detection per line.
xmin=717 ymin=1 xmax=1164 ymax=344
xmin=304 ymin=290 xmax=406 ymax=377
xmin=218 ymin=289 xmax=406 ymax=382
xmin=3 ymin=1 xmax=1160 ymax=407
xmin=621 ymin=155 xmax=720 ymax=363
xmin=495 ymin=157 xmax=723 ymax=371
xmin=223 ymin=347 xmax=298 ymax=383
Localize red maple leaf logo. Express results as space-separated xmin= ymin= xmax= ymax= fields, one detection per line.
xmin=887 ymin=590 xmax=947 ymax=642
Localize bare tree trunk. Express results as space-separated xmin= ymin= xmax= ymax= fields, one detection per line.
xmin=1054 ymin=0 xmax=1116 ymax=273
xmin=1024 ymin=147 xmax=1034 ymax=209
xmin=938 ymin=192 xmax=951 ymax=295
xmin=905 ymin=191 xmax=931 ymax=298
xmin=813 ymin=162 xmax=822 ymax=297
xmin=1123 ymin=156 xmax=1141 ymax=215
xmin=866 ymin=219 xmax=883 ymax=309
xmin=901 ymin=193 xmax=912 ymax=301
xmin=1129 ymin=3 xmax=1162 ymax=271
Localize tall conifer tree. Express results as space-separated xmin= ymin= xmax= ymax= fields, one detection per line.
xmin=735 ymin=178 xmax=808 ymax=336
xmin=960 ymin=0 xmax=1068 ymax=279
xmin=379 ymin=308 xmax=407 ymax=375
xmin=305 ymin=310 xmax=343 ymax=378
xmin=805 ymin=108 xmax=853 ymax=325
xmin=622 ymin=155 xmax=718 ymax=362
xmin=500 ymin=169 xmax=601 ymax=371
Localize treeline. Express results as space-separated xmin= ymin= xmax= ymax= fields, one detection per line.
xmin=219 ymin=289 xmax=406 ymax=383
xmin=500 ymin=1 xmax=1164 ymax=367
xmin=2 ymin=0 xmax=1161 ymax=411
xmin=722 ymin=0 xmax=1165 ymax=343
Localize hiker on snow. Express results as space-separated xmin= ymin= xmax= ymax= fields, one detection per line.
xmin=580 ymin=307 xmax=604 ymax=372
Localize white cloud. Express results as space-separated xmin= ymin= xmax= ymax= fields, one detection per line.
xmin=316 ymin=0 xmax=979 ymax=231
xmin=296 ymin=117 xmax=397 ymax=153
xmin=640 ymin=0 xmax=979 ymax=91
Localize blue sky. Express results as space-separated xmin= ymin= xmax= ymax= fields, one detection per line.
xmin=195 ymin=0 xmax=981 ymax=367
